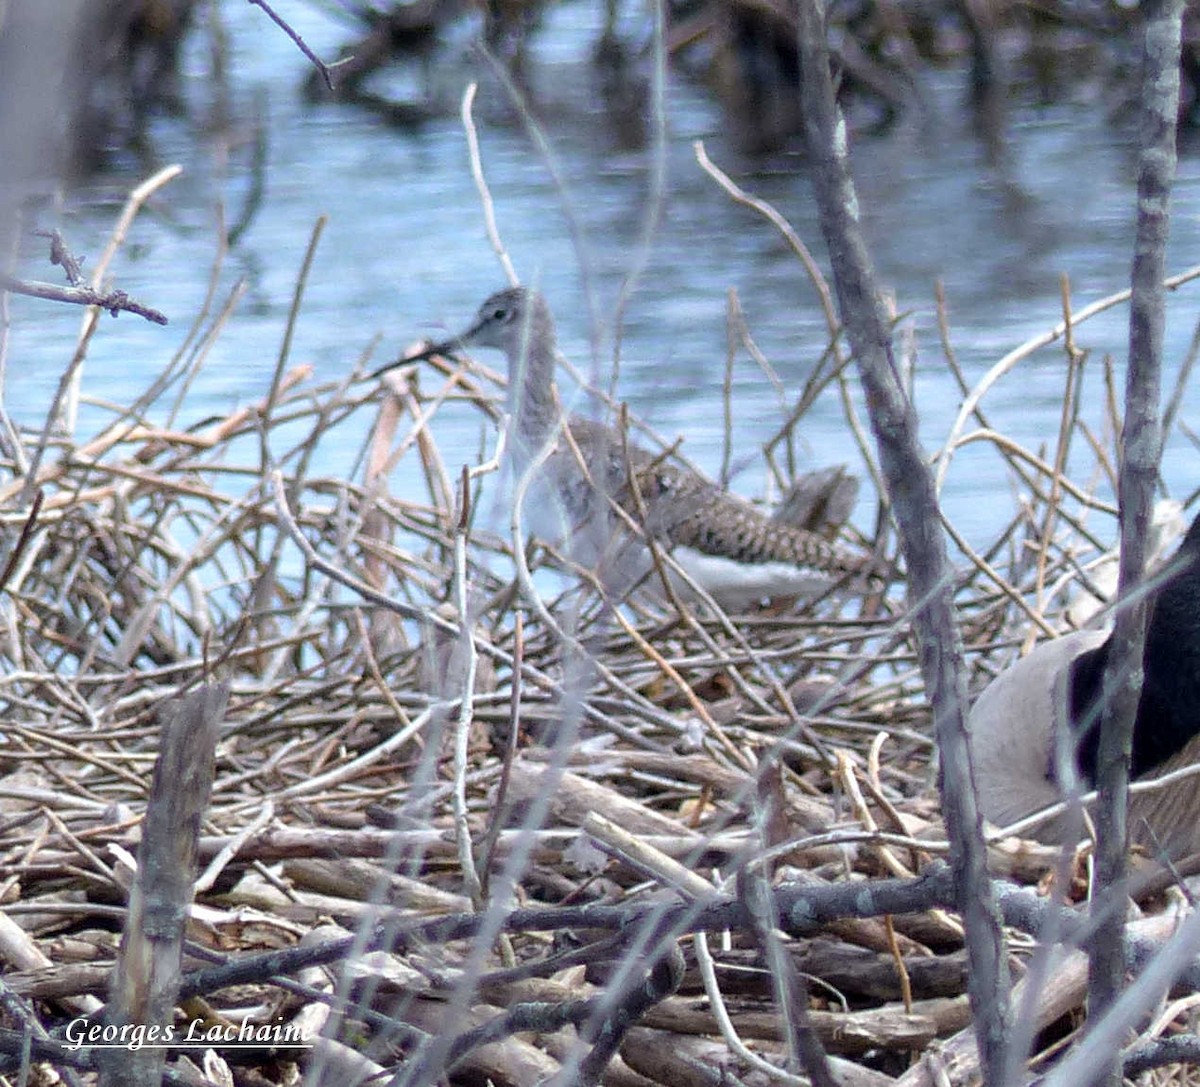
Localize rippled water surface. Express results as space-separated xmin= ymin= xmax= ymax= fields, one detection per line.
xmin=9 ymin=2 xmax=1200 ymax=549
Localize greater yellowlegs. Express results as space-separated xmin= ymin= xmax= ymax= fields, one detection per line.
xmin=966 ymin=510 xmax=1200 ymax=859
xmin=381 ymin=287 xmax=873 ymax=610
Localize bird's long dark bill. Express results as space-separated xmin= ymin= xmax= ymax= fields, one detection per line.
xmin=369 ymin=314 xmax=486 ymax=380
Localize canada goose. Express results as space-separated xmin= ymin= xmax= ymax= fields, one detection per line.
xmin=966 ymin=511 xmax=1200 ymax=860
xmin=382 ymin=288 xmax=872 ymax=608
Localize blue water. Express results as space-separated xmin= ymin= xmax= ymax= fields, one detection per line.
xmin=7 ymin=0 xmax=1200 ymax=555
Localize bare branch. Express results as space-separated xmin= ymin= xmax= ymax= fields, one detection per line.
xmin=0 ymin=271 xmax=167 ymax=324
xmin=792 ymin=2 xmax=1011 ymax=1080
xmin=246 ymin=0 xmax=338 ymax=90
xmin=1089 ymin=7 xmax=1183 ymax=1086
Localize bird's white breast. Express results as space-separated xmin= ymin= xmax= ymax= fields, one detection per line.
xmin=670 ymin=546 xmax=835 ymax=611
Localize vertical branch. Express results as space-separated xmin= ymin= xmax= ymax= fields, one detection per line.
xmin=100 ymin=683 xmax=227 ymax=1087
xmin=1089 ymin=4 xmax=1183 ymax=1085
xmin=607 ymin=0 xmax=668 ymax=398
xmin=792 ymin=3 xmax=1011 ymax=1082
xmin=452 ymin=465 xmax=484 ymax=906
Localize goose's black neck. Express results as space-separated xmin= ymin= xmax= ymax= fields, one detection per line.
xmin=1071 ymin=514 xmax=1200 ymax=784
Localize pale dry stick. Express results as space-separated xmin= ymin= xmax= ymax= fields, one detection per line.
xmin=936 ymin=262 xmax=1200 ymax=492
xmin=260 ymin=429 xmax=385 ymax=685
xmin=1101 ymin=358 xmax=1122 ymax=487
xmin=693 ymin=142 xmax=893 ymax=505
xmin=378 ymin=363 xmax=480 ymax=501
xmin=164 ymin=209 xmax=234 ymax=429
xmin=864 ymin=732 xmax=914 ymax=844
xmin=469 ymin=414 xmax=507 ymax=481
xmin=694 ymin=142 xmax=837 ymax=337
xmin=461 ymin=83 xmax=519 ymax=288
xmin=584 ymin=812 xmax=716 ymax=900
xmin=728 ymin=289 xmax=788 ymax=404
xmin=284 ymin=404 xmax=366 ymax=549
xmin=0 ymin=272 xmax=168 ymax=319
xmin=953 ymin=429 xmax=1119 ymax=514
xmin=361 ymin=357 xmax=411 ymax=595
xmin=1161 ymin=317 xmax=1200 ymax=444
xmin=65 ymin=164 xmax=184 ymax=436
xmin=387 ymin=370 xmax=459 ymax=527
xmin=2 ymin=814 xmax=50 ymax=904
xmin=87 ymin=166 xmax=184 ymax=286
xmin=42 ymin=808 xmax=118 ymax=885
xmin=471 ymin=48 xmax=604 ymax=375
xmin=112 ymin=482 xmax=266 ymax=666
xmin=693 ymin=932 xmax=811 ymax=1087
xmin=352 ymin=609 xmax=417 ymax=736
xmin=717 ymin=829 xmax=954 ymax=878
xmin=452 ymin=471 xmax=484 ymax=906
xmin=884 ymin=915 xmax=915 ymax=1016
xmin=720 ymin=289 xmax=736 ymax=488
xmin=606 ymin=0 xmax=668 ymax=400
xmin=0 ymin=910 xmax=104 ymax=1018
xmin=609 ymin=605 xmax=753 ymax=773
xmin=798 ymin=3 xmax=1005 ymax=1048
xmin=0 ymin=653 xmax=272 ymax=695
xmin=36 ymin=459 xmax=222 ymax=507
xmin=836 ymin=751 xmax=913 ymax=879
xmin=262 ymin=704 xmax=437 ymax=804
xmin=940 ymin=516 xmax=1058 ymax=640
xmin=255 ymin=221 xmax=330 ymax=625
xmin=1145 ymin=991 xmax=1200 ymax=1040
xmin=476 ymin=611 xmax=524 ymax=906
xmin=15 ymin=348 xmax=105 ymax=512
xmin=262 ymin=216 xmax=327 ymax=467
xmin=1095 ymin=20 xmax=1181 ymax=1023
xmin=194 ymin=800 xmax=276 ymax=894
xmin=1070 ymin=422 xmax=1120 ymax=514
xmin=191 ymin=824 xmax=751 ymax=865
xmin=212 ymin=737 xmax=304 ymax=797
xmin=0 ymin=489 xmax=46 ymax=630
xmin=7 ymin=723 xmax=149 ymax=789
xmin=1028 ymin=277 xmax=1085 ymax=653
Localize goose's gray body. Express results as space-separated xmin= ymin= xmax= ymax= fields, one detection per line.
xmin=967 ymin=630 xmax=1105 ymax=842
xmin=967 ymin=514 xmax=1200 ymax=860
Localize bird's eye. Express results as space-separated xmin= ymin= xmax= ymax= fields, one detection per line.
xmin=491 ymin=306 xmax=509 ymax=322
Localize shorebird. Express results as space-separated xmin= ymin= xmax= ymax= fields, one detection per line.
xmin=966 ymin=510 xmax=1200 ymax=860
xmin=380 ymin=287 xmax=873 ymax=610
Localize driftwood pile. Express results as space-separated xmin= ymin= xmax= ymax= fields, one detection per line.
xmin=2 ymin=230 xmax=1199 ymax=1087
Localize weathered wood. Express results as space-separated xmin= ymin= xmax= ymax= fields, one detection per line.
xmin=98 ymin=683 xmax=227 ymax=1087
